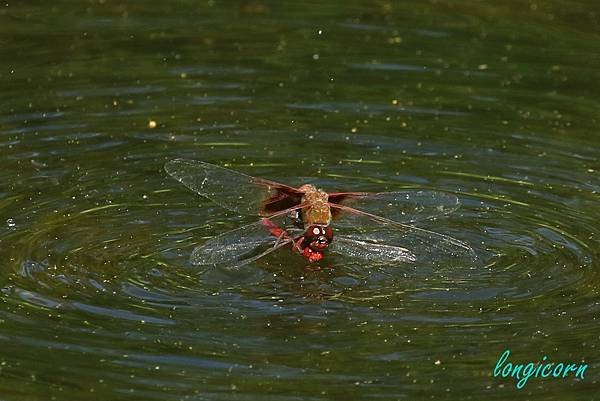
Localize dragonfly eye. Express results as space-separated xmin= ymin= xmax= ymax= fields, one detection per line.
xmin=323 ymin=226 xmax=333 ymax=242
xmin=303 ymin=225 xmax=333 ymax=251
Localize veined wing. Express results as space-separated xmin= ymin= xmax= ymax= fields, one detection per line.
xmin=329 ymin=204 xmax=476 ymax=265
xmin=328 ymin=190 xmax=460 ymax=223
xmin=330 ymin=236 xmax=416 ymax=264
xmin=165 ymin=159 xmax=304 ymax=216
xmin=191 ymin=210 xmax=302 ymax=269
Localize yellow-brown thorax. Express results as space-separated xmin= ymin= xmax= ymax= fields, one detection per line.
xmin=298 ymin=184 xmax=331 ymax=228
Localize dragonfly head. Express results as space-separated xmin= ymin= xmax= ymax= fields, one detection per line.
xmin=303 ymin=225 xmax=334 ymax=252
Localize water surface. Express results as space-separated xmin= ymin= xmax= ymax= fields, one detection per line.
xmin=1 ymin=1 xmax=599 ymax=400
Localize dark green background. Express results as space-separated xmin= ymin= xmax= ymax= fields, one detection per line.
xmin=1 ymin=1 xmax=598 ymax=400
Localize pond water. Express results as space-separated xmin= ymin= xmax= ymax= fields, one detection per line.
xmin=1 ymin=1 xmax=599 ymax=400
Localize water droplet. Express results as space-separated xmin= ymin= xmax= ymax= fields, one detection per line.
xmin=6 ymin=218 xmax=16 ymax=228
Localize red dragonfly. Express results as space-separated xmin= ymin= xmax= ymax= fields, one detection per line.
xmin=165 ymin=160 xmax=475 ymax=268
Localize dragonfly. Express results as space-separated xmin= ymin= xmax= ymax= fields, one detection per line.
xmin=165 ymin=159 xmax=476 ymax=269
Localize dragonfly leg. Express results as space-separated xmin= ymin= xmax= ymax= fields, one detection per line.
xmin=293 ymin=237 xmax=305 ymax=254
xmin=261 ymin=218 xmax=295 ymax=248
xmin=261 ymin=218 xmax=309 ymax=257
xmin=261 ymin=218 xmax=285 ymax=237
xmin=272 ymin=230 xmax=287 ymax=248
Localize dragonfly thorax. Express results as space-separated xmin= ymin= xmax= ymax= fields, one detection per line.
xmin=299 ymin=184 xmax=332 ymax=227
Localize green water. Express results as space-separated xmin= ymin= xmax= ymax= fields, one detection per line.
xmin=1 ymin=1 xmax=599 ymax=400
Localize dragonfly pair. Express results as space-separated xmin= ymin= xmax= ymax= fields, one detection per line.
xmin=165 ymin=160 xmax=475 ymax=269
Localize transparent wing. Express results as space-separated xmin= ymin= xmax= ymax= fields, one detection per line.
xmin=329 ymin=236 xmax=416 ymax=263
xmin=329 ymin=190 xmax=460 ymax=223
xmin=191 ymin=212 xmax=300 ymax=269
xmin=330 ymin=204 xmax=476 ymax=265
xmin=165 ymin=159 xmax=303 ymax=216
